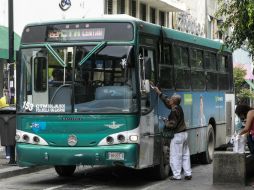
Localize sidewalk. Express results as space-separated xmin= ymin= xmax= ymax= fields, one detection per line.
xmin=0 ymin=147 xmax=50 ymax=179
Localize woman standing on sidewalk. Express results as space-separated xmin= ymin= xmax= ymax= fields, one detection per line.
xmin=235 ymin=104 xmax=254 ymax=154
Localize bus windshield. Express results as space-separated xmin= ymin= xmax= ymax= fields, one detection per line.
xmin=18 ymin=45 xmax=138 ymax=114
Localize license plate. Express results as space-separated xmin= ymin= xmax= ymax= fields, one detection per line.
xmin=108 ymin=152 xmax=124 ymax=160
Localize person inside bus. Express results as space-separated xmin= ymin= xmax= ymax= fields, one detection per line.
xmin=52 ymin=69 xmax=63 ymax=81
xmin=152 ymin=85 xmax=192 ymax=180
xmin=235 ymin=104 xmax=254 ymax=154
xmin=49 ymin=69 xmax=64 ymax=87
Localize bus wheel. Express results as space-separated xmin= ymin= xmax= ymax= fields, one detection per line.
xmin=54 ymin=165 xmax=76 ymax=177
xmin=200 ymin=124 xmax=215 ymax=164
xmin=151 ymin=145 xmax=170 ymax=180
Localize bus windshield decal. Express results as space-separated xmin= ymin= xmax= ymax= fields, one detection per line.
xmin=78 ymin=41 xmax=107 ymax=66
xmin=23 ymin=101 xmax=66 ymax=112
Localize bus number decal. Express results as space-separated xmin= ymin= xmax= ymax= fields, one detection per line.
xmin=22 ymin=101 xmax=65 ymax=112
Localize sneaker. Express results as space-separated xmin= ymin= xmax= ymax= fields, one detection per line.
xmin=169 ymin=176 xmax=181 ymax=180
xmin=184 ymin=175 xmax=192 ymax=180
xmin=5 ymin=156 xmax=10 ymax=159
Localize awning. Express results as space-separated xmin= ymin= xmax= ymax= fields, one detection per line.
xmin=140 ymin=0 xmax=186 ymax=12
xmin=0 ymin=25 xmax=21 ymax=60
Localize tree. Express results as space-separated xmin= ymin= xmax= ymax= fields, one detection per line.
xmin=234 ymin=67 xmax=254 ymax=104
xmin=216 ymin=0 xmax=254 ymax=56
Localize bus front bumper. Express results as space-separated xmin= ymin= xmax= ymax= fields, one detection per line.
xmin=16 ymin=144 xmax=138 ymax=168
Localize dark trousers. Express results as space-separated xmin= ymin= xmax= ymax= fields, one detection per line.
xmin=247 ymin=134 xmax=254 ymax=154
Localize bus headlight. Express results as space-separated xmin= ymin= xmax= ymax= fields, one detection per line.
xmin=106 ymin=136 xmax=114 ymax=144
xmin=23 ymin=134 xmax=30 ymax=142
xmin=15 ymin=134 xmax=21 ymax=142
xmin=117 ymin=134 xmax=125 ymax=143
xmin=33 ymin=136 xmax=40 ymax=143
xmin=129 ymin=135 xmax=138 ymax=142
xmin=16 ymin=130 xmax=48 ymax=145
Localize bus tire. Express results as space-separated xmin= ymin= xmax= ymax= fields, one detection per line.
xmin=200 ymin=124 xmax=215 ymax=164
xmin=151 ymin=144 xmax=170 ymax=180
xmin=54 ymin=165 xmax=76 ymax=177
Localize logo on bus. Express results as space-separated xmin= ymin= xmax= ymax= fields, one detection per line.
xmin=31 ymin=122 xmax=46 ymax=133
xmin=105 ymin=121 xmax=124 ymax=129
xmin=215 ymin=96 xmax=224 ymax=102
xmin=59 ymin=0 xmax=71 ymax=11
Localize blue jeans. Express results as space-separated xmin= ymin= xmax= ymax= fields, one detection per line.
xmin=5 ymin=146 xmax=10 ymax=157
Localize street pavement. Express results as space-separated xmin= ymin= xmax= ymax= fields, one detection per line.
xmin=0 ymin=146 xmax=50 ymax=179
xmin=0 ymin=146 xmax=254 ymax=189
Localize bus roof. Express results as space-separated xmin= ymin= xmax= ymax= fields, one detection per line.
xmin=22 ymin=15 xmax=230 ymax=52
xmin=139 ymin=21 xmax=231 ymax=53
xmin=23 ymin=14 xmax=140 ymax=28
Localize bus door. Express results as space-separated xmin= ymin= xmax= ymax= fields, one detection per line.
xmin=32 ymin=51 xmax=48 ymax=104
xmin=138 ymin=47 xmax=158 ymax=168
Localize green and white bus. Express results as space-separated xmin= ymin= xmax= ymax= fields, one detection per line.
xmin=16 ymin=15 xmax=233 ymax=179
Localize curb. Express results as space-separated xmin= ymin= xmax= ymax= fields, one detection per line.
xmin=0 ymin=165 xmax=51 ymax=179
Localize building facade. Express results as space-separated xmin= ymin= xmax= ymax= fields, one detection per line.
xmin=0 ymin=0 xmax=185 ymax=36
xmin=0 ymin=0 xmax=226 ymax=40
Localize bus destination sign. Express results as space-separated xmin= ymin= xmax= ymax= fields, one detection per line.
xmin=47 ymin=28 xmax=105 ymax=41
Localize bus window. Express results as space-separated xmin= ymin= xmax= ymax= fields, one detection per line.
xmin=34 ymin=57 xmax=47 ymax=92
xmin=73 ymin=45 xmax=137 ymax=113
xmin=175 ymin=69 xmax=190 ymax=90
xmin=139 ymin=47 xmax=156 ymax=113
xmin=160 ymin=44 xmax=173 ymax=88
xmin=173 ymin=45 xmax=190 ymax=90
xmin=219 ymin=73 xmax=229 ymax=90
xmin=173 ymin=45 xmax=189 ymax=67
xmin=191 ymin=70 xmax=205 ymax=90
xmin=159 ymin=65 xmax=173 ymax=89
xmin=206 ymin=72 xmax=218 ymax=90
xmin=218 ymin=55 xmax=228 ymax=72
xmin=164 ymin=45 xmax=172 ymax=65
xmin=173 ymin=46 xmax=181 ymax=65
xmin=139 ymin=48 xmax=156 ymax=83
xmin=205 ymin=52 xmax=217 ymax=71
xmin=190 ymin=48 xmax=203 ymax=68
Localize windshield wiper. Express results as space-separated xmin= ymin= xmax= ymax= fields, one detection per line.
xmin=78 ymin=41 xmax=107 ymax=66
xmin=45 ymin=43 xmax=66 ymax=67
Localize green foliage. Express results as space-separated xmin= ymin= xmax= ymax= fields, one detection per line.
xmin=238 ymin=88 xmax=254 ymax=100
xmin=233 ymin=67 xmax=246 ymax=95
xmin=216 ymin=0 xmax=254 ymax=56
xmin=233 ymin=67 xmax=254 ymax=103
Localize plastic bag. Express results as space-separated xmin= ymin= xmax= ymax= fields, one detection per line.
xmin=231 ymin=134 xmax=247 ymax=153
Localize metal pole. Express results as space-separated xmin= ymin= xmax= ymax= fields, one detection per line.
xmin=8 ymin=0 xmax=15 ymax=105
xmin=8 ymin=0 xmax=14 ymax=63
xmin=8 ymin=0 xmax=16 ymax=165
